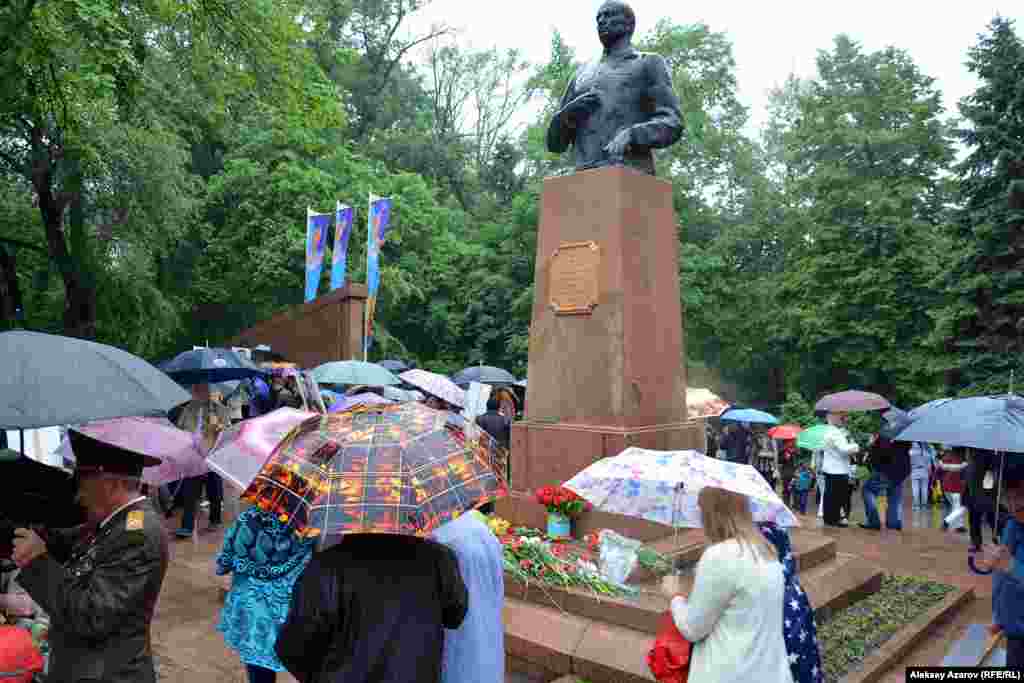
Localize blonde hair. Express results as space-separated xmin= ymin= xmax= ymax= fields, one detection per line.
xmin=698 ymin=487 xmax=776 ymax=561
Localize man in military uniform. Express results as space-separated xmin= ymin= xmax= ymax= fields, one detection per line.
xmin=12 ymin=430 xmax=170 ymax=683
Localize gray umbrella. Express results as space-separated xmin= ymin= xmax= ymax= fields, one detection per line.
xmin=0 ymin=330 xmax=191 ymax=430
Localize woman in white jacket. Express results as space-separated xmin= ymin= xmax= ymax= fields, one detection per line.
xmin=662 ymin=487 xmax=794 ymax=683
xmin=821 ymin=412 xmax=860 ymax=527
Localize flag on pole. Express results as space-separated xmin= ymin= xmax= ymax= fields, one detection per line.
xmin=331 ymin=202 xmax=353 ymax=291
xmin=364 ymin=195 xmax=392 ymax=357
xmin=305 ymin=208 xmax=330 ymax=302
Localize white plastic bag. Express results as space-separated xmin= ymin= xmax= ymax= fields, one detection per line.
xmin=598 ymin=529 xmax=643 ymax=585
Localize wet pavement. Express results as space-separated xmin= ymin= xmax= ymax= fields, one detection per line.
xmin=149 ymin=484 xmax=997 ymax=682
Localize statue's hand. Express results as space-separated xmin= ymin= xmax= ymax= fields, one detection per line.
xmin=561 ymin=91 xmax=601 ymax=124
xmin=604 ymin=128 xmax=632 ymax=159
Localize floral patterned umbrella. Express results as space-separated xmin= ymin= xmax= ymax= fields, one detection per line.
xmin=241 ymin=402 xmax=507 ymax=548
xmin=398 ymin=369 xmax=466 ymax=408
xmin=564 ymin=447 xmax=798 ymax=529
xmin=207 ymin=408 xmax=316 ymax=490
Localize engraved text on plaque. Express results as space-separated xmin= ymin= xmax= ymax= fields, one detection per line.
xmin=549 ymin=241 xmax=600 ymax=315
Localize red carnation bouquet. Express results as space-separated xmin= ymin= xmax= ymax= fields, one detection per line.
xmin=535 ymin=485 xmax=590 ymax=518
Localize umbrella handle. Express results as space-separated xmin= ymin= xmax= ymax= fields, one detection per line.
xmin=672 ymin=482 xmax=685 ymax=575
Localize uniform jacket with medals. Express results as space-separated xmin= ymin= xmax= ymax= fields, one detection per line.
xmin=17 ymin=498 xmax=169 ymax=683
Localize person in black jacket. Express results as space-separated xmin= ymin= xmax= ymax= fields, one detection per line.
xmin=275 ymin=534 xmax=468 ymax=683
xmin=476 ymin=395 xmax=512 ymax=513
xmin=860 ymin=432 xmax=911 ymax=531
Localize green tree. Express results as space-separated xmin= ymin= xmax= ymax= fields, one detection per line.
xmin=932 ymin=17 xmax=1024 ymax=395
xmin=771 ymin=36 xmax=955 ymax=405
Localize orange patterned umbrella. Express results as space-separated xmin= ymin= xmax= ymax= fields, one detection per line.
xmin=241 ymin=402 xmax=508 ymax=549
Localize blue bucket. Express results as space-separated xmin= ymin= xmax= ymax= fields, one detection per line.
xmin=547 ymin=512 xmax=571 ymax=539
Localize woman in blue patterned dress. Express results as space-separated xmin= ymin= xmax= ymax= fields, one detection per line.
xmin=758 ymin=522 xmax=824 ymax=683
xmin=216 ymin=505 xmax=315 ymax=683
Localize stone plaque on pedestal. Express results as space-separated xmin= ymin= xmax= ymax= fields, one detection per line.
xmin=497 ymin=166 xmax=703 ymax=540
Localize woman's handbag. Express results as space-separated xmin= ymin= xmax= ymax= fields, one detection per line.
xmin=647 ymin=611 xmax=692 ymax=683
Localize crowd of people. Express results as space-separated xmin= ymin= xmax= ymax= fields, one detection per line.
xmin=5 ymin=365 xmax=1024 ymax=682
xmin=712 ymin=412 xmax=1007 ymax=551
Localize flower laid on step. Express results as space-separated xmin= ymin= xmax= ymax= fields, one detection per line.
xmin=501 ymin=532 xmax=622 ymax=597
xmin=485 ymin=516 xmax=511 ymax=537
xmin=535 ymin=485 xmax=591 ymax=518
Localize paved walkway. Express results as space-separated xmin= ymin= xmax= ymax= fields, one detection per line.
xmin=149 ymin=487 xmax=995 ymax=682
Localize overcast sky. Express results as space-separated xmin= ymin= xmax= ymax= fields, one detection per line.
xmin=406 ymin=1 xmax=1024 ymax=135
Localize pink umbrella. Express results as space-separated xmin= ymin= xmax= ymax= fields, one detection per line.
xmin=206 ymin=408 xmax=316 ymax=490
xmin=814 ymin=390 xmax=890 ymax=413
xmin=328 ymin=393 xmax=394 ymax=413
xmin=398 ymin=369 xmax=466 ymax=408
xmin=58 ymin=416 xmax=206 ymax=485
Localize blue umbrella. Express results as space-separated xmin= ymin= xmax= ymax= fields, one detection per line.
xmin=895 ymin=395 xmax=1024 ymax=453
xmin=720 ymin=408 xmax=779 ymax=425
xmin=160 ymin=348 xmax=266 ymax=385
xmin=377 ymin=359 xmax=413 ymax=373
xmin=908 ymin=397 xmax=954 ymax=419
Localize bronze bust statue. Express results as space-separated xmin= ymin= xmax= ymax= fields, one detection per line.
xmin=546 ymin=0 xmax=683 ymax=175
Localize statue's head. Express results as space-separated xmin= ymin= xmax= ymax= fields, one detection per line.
xmin=596 ymin=0 xmax=635 ymax=48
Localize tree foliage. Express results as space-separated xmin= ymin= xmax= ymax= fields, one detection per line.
xmin=0 ymin=3 xmax=1020 ymax=412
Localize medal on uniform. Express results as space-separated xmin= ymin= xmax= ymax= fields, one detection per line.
xmin=126 ymin=510 xmax=145 ymax=531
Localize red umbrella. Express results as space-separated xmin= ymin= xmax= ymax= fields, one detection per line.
xmin=767 ymin=424 xmax=803 ymax=440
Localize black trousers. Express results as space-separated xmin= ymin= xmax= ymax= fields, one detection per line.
xmin=823 ymin=473 xmax=849 ymax=525
xmin=1007 ymin=636 xmax=1024 ymax=669
xmin=968 ymin=496 xmax=1010 ymax=547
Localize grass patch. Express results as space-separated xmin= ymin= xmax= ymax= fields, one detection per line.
xmin=817 ymin=575 xmax=956 ymax=682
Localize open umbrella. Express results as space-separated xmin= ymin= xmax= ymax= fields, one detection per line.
xmin=768 ymin=424 xmax=803 ymax=440
xmin=450 ymin=365 xmax=517 ymax=386
xmin=815 ymin=390 xmax=890 ymax=413
xmin=160 ymin=348 xmax=266 ymax=386
xmin=379 ymin=386 xmax=422 ymax=402
xmin=57 ymin=416 xmax=207 ymax=486
xmin=796 ymin=424 xmax=833 ymax=451
xmin=240 ymin=403 xmax=507 ymax=549
xmin=0 ymin=448 xmax=86 ymax=527
xmin=328 ymin=393 xmax=394 ymax=413
xmin=1 ymin=330 xmax=190 ymax=431
xmin=564 ymin=447 xmax=798 ymax=529
xmin=207 ymin=408 xmax=316 ymax=490
xmin=909 ymin=398 xmax=954 ymax=419
xmin=311 ymin=361 xmax=401 ymax=386
xmin=895 ymin=395 xmax=1024 ymax=453
xmin=377 ymin=360 xmax=412 ymax=373
xmin=720 ymin=408 xmax=778 ymax=425
xmin=399 ymin=369 xmax=466 ymax=408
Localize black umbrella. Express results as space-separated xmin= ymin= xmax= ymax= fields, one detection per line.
xmin=0 ymin=449 xmax=86 ymax=527
xmin=159 ymin=347 xmax=266 ymax=385
xmin=451 ymin=365 xmax=517 ymax=386
xmin=377 ymin=359 xmax=414 ymax=373
xmin=1 ymin=330 xmax=190 ymax=431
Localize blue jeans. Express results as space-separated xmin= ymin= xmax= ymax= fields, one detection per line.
xmin=794 ymin=489 xmax=809 ymax=514
xmin=863 ymin=473 xmax=904 ymax=529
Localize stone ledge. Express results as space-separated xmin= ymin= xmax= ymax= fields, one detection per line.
xmin=840 ymin=587 xmax=975 ymax=683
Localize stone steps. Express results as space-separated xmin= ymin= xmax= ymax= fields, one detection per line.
xmin=505 ymin=528 xmax=848 ymax=638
